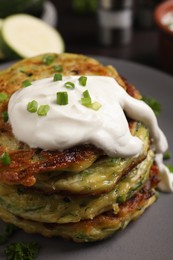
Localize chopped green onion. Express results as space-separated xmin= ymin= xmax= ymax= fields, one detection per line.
xmin=91 ymin=101 xmax=102 ymax=111
xmin=0 ymin=92 xmax=8 ymax=102
xmin=53 ymin=73 xmax=62 ymax=81
xmin=22 ymin=79 xmax=31 ymax=88
xmin=81 ymin=90 xmax=92 ymax=106
xmin=0 ymin=152 xmax=11 ymax=165
xmin=37 ymin=105 xmax=50 ymax=116
xmin=27 ymin=100 xmax=38 ymax=113
xmin=64 ymin=81 xmax=75 ymax=90
xmin=81 ymin=90 xmax=101 ymax=110
xmin=42 ymin=55 xmax=55 ymax=65
xmin=83 ymin=90 xmax=91 ymax=98
xmin=2 ymin=111 xmax=8 ymax=122
xmin=53 ymin=65 xmax=63 ymax=72
xmin=78 ymin=76 xmax=87 ymax=86
xmin=163 ymin=151 xmax=171 ymax=160
xmin=81 ymin=97 xmax=92 ymax=106
xmin=56 ymin=92 xmax=68 ymax=105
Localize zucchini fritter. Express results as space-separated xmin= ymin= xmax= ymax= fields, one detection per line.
xmin=0 ymin=150 xmax=154 ymax=224
xmin=0 ymin=53 xmax=141 ymax=187
xmin=0 ymin=182 xmax=158 ymax=242
xmin=0 ymin=53 xmax=159 ymax=242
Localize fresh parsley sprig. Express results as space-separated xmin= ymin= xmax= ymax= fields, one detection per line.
xmin=142 ymin=96 xmax=161 ymax=116
xmin=4 ymin=242 xmax=40 ymax=260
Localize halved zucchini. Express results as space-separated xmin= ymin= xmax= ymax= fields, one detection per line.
xmin=0 ymin=14 xmax=65 ymax=59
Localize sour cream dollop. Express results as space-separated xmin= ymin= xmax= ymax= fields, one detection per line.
xmin=8 ymin=75 xmax=173 ymax=191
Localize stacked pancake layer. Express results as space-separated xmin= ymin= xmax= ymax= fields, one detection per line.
xmin=0 ymin=53 xmax=159 ymax=242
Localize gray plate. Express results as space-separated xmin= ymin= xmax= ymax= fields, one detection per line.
xmin=0 ymin=57 xmax=173 ymax=260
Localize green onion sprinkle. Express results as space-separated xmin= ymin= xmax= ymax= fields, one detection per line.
xmin=53 ymin=73 xmax=62 ymax=81
xmin=2 ymin=111 xmax=8 ymax=122
xmin=27 ymin=100 xmax=38 ymax=113
xmin=53 ymin=65 xmax=63 ymax=72
xmin=64 ymin=82 xmax=75 ymax=90
xmin=0 ymin=93 xmax=8 ymax=102
xmin=22 ymin=80 xmax=32 ymax=88
xmin=57 ymin=92 xmax=68 ymax=105
xmin=78 ymin=76 xmax=87 ymax=86
xmin=0 ymin=152 xmax=11 ymax=165
xmin=37 ymin=105 xmax=50 ymax=116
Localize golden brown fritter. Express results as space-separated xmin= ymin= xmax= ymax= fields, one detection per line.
xmin=0 ymin=53 xmax=159 ymax=243
xmin=0 ymin=53 xmax=141 ymax=186
xmin=0 ymin=53 xmax=141 ymax=96
xmin=0 ymin=171 xmax=158 ymax=242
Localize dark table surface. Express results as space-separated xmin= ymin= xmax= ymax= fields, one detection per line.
xmin=51 ymin=0 xmax=172 ymax=76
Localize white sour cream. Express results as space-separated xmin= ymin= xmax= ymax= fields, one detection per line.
xmin=8 ymin=75 xmax=173 ymax=192
xmin=155 ymin=154 xmax=173 ymax=192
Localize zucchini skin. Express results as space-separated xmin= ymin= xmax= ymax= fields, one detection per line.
xmin=0 ymin=31 xmax=21 ymax=60
xmin=0 ymin=1 xmax=46 ymax=59
xmin=0 ymin=14 xmax=64 ymax=60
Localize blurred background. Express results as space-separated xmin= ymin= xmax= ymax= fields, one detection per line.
xmin=0 ymin=0 xmax=173 ymax=75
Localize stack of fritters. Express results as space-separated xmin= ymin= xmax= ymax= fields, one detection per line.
xmin=0 ymin=53 xmax=159 ymax=242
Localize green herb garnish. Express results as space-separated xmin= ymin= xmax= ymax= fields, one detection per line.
xmin=57 ymin=92 xmax=68 ymax=105
xmin=81 ymin=97 xmax=92 ymax=106
xmin=0 ymin=224 xmax=18 ymax=245
xmin=53 ymin=73 xmax=62 ymax=81
xmin=163 ymin=151 xmax=171 ymax=160
xmin=83 ymin=90 xmax=91 ymax=98
xmin=81 ymin=90 xmax=92 ymax=106
xmin=27 ymin=100 xmax=38 ymax=113
xmin=0 ymin=152 xmax=11 ymax=165
xmin=91 ymin=101 xmax=102 ymax=111
xmin=2 ymin=111 xmax=8 ymax=122
xmin=4 ymin=242 xmax=40 ymax=260
xmin=53 ymin=65 xmax=63 ymax=72
xmin=81 ymin=90 xmax=101 ymax=110
xmin=142 ymin=96 xmax=161 ymax=116
xmin=42 ymin=55 xmax=55 ymax=65
xmin=78 ymin=76 xmax=87 ymax=86
xmin=166 ymin=164 xmax=173 ymax=172
xmin=22 ymin=79 xmax=32 ymax=88
xmin=64 ymin=81 xmax=75 ymax=90
xmin=0 ymin=92 xmax=8 ymax=102
xmin=37 ymin=105 xmax=50 ymax=116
